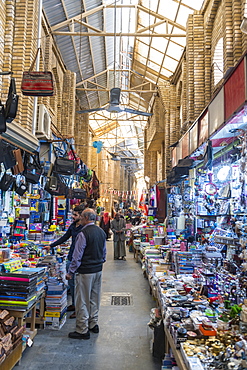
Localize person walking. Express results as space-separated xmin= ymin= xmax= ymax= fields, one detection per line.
xmin=111 ymin=213 xmax=126 ymax=260
xmin=50 ymin=205 xmax=84 ymax=318
xmin=66 ymin=208 xmax=106 ymax=340
xmin=99 ymin=212 xmax=111 ymax=240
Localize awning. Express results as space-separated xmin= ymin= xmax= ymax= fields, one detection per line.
xmin=1 ymin=122 xmax=39 ymax=153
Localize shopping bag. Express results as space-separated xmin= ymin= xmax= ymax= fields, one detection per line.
xmin=21 ymin=48 xmax=55 ymax=97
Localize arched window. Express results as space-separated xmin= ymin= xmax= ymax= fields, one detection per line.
xmin=213 ymin=37 xmax=224 ymax=86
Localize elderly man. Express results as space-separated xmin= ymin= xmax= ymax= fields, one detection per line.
xmin=66 ymin=208 xmax=106 ymax=340
xmin=111 ymin=213 xmax=126 ymax=260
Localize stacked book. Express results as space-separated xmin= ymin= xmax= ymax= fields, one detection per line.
xmin=0 ymin=267 xmax=46 ymax=310
xmin=44 ymin=277 xmax=67 ymax=330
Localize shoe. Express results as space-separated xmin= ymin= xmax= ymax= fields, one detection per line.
xmin=67 ymin=304 xmax=75 ymax=311
xmin=69 ymin=312 xmax=76 ymax=319
xmin=122 ymin=257 xmax=126 ymax=261
xmin=68 ymin=331 xmax=90 ymax=340
xmin=89 ymin=325 xmax=99 ymax=333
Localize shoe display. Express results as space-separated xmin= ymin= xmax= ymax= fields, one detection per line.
xmin=69 ymin=312 xmax=76 ymax=319
xmin=68 ymin=331 xmax=90 ymax=340
xmin=89 ymin=325 xmax=99 ymax=333
xmin=67 ymin=304 xmax=75 ymax=311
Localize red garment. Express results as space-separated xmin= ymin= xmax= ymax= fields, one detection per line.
xmin=103 ymin=212 xmax=110 ymax=224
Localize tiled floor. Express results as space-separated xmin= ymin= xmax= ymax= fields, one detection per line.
xmin=15 ymin=240 xmax=161 ymax=370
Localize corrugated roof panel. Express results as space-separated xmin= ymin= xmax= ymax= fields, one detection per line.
xmin=43 ymin=0 xmax=67 ymax=27
xmin=63 ymin=0 xmax=84 ymax=18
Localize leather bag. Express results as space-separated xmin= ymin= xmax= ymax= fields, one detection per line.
xmin=53 ymin=157 xmax=76 ymax=176
xmin=5 ymin=78 xmax=19 ymax=122
xmin=68 ymin=188 xmax=86 ymax=199
xmin=23 ymin=152 xmax=42 ymax=184
xmin=2 ymin=143 xmax=16 ymax=170
xmin=0 ymin=102 xmax=6 ymax=133
xmin=12 ymin=149 xmax=24 ymax=175
xmin=0 ymin=172 xmax=16 ymax=191
xmin=15 ymin=183 xmax=27 ymax=196
xmin=21 ymin=48 xmax=55 ymax=97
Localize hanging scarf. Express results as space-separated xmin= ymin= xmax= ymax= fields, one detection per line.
xmin=103 ymin=212 xmax=110 ymax=225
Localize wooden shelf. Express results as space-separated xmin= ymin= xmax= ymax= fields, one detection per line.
xmin=0 ymin=342 xmax=22 ymax=370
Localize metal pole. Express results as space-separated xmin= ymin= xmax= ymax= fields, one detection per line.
xmin=32 ymin=0 xmax=43 ymax=136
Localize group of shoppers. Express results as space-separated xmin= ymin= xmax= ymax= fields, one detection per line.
xmin=50 ymin=206 xmax=129 ymax=340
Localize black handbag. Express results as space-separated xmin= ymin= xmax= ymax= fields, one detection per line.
xmin=0 ymin=102 xmax=6 ymax=133
xmin=53 ymin=157 xmax=76 ymax=176
xmin=15 ymin=183 xmax=27 ymax=196
xmin=2 ymin=142 xmax=16 ymax=170
xmin=0 ymin=172 xmax=16 ymax=191
xmin=70 ymin=188 xmax=86 ymax=199
xmin=5 ymin=78 xmax=19 ymax=123
xmin=23 ymin=152 xmax=42 ymax=184
xmin=45 ymin=174 xmax=68 ymax=196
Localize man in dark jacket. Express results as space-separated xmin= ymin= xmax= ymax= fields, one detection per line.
xmin=50 ymin=205 xmax=84 ymax=318
xmin=66 ymin=208 xmax=106 ymax=340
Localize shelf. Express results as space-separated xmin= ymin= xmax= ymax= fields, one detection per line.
xmin=0 ymin=342 xmax=22 ymax=370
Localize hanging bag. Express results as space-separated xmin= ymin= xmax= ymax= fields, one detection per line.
xmin=21 ymin=48 xmax=55 ymax=97
xmin=53 ymin=157 xmax=76 ymax=176
xmin=2 ymin=143 xmax=16 ymax=170
xmin=12 ymin=149 xmax=24 ymax=175
xmin=0 ymin=102 xmax=6 ymax=133
xmin=0 ymin=172 xmax=16 ymax=191
xmin=67 ymin=188 xmax=86 ymax=199
xmin=5 ymin=77 xmax=19 ymax=122
xmin=23 ymin=152 xmax=42 ymax=184
xmin=15 ymin=182 xmax=28 ymax=196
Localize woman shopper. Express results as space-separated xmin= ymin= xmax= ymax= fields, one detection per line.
xmin=99 ymin=212 xmax=111 ymax=240
xmin=110 ymin=213 xmax=126 ymax=260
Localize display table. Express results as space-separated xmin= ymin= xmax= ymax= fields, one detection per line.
xmin=6 ymin=294 xmax=44 ymax=346
xmin=0 ymin=342 xmax=22 ymax=370
xmin=164 ymin=326 xmax=188 ymax=370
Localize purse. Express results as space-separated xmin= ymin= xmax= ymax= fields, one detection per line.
xmin=12 ymin=149 xmax=24 ymax=175
xmin=53 ymin=157 xmax=76 ymax=176
xmin=15 ymin=182 xmax=27 ymax=196
xmin=0 ymin=102 xmax=6 ymax=133
xmin=5 ymin=77 xmax=19 ymax=122
xmin=2 ymin=143 xmax=16 ymax=170
xmin=21 ymin=48 xmax=55 ymax=97
xmin=23 ymin=152 xmax=42 ymax=184
xmin=68 ymin=188 xmax=86 ymax=199
xmin=0 ymin=172 xmax=16 ymax=191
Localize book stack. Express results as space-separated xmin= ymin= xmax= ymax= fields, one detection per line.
xmin=44 ymin=277 xmax=67 ymax=330
xmin=0 ymin=267 xmax=46 ymax=310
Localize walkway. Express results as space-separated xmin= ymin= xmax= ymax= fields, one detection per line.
xmin=15 ymin=240 xmax=161 ymax=370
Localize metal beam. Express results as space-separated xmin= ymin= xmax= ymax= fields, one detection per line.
xmin=137 ymin=4 xmax=186 ymax=32
xmin=51 ymin=5 xmax=105 ymax=31
xmin=76 ymin=88 xmax=157 ymax=92
xmin=52 ymin=31 xmax=186 ymax=37
xmin=137 ymin=19 xmax=168 ymax=33
xmin=75 ymin=19 xmax=103 ymax=34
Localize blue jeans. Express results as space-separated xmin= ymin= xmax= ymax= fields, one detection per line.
xmin=66 ymin=260 xmax=75 ymax=306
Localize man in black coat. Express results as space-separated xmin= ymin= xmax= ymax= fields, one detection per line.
xmin=50 ymin=205 xmax=84 ymax=318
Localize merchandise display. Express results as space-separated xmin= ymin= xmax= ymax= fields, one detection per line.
xmin=132 ymin=217 xmax=247 ymax=370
